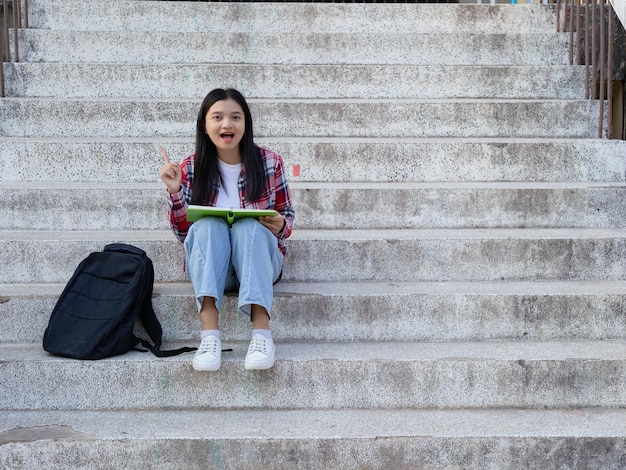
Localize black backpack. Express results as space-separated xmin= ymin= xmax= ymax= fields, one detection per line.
xmin=43 ymin=243 xmax=195 ymax=360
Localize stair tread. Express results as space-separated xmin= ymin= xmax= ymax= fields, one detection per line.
xmin=4 ymin=181 xmax=626 ymax=190
xmin=4 ymin=227 xmax=626 ymax=241
xmin=29 ymin=2 xmax=558 ymax=34
xmin=1 ymin=136 xmax=619 ymax=143
xmin=0 ymin=97 xmax=599 ymax=103
xmin=5 ymin=279 xmax=626 ymax=298
xmin=8 ymin=63 xmax=582 ymax=69
xmin=5 ymin=339 xmax=626 ymax=362
xmin=2 ymin=408 xmax=625 ymax=440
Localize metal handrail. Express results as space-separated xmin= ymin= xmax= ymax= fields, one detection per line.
xmin=1 ymin=0 xmax=27 ymax=98
xmin=557 ymin=0 xmax=623 ymax=138
xmin=0 ymin=0 xmax=622 ymax=139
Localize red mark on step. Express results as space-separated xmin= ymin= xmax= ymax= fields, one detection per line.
xmin=292 ymin=164 xmax=300 ymax=177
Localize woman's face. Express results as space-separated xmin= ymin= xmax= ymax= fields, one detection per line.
xmin=204 ymin=98 xmax=246 ymax=159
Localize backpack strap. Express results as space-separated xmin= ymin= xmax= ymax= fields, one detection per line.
xmin=136 ymin=293 xmax=196 ymax=357
xmin=135 ymin=339 xmax=197 ymax=358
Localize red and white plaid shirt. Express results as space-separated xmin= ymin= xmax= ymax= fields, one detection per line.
xmin=166 ymin=146 xmax=295 ymax=256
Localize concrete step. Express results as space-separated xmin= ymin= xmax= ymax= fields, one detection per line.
xmin=2 ymin=340 xmax=626 ymax=410
xmin=4 ymin=181 xmax=626 ymax=231
xmin=2 ymin=228 xmax=626 ymax=284
xmin=1 ymin=408 xmax=625 ymax=469
xmin=27 ymin=1 xmax=559 ymax=33
xmin=3 ymin=281 xmax=626 ymax=344
xmin=0 ymin=99 xmax=602 ymax=138
xmin=15 ymin=30 xmax=570 ymax=65
xmin=3 ymin=63 xmax=586 ymax=100
xmin=2 ymin=137 xmax=625 ymax=183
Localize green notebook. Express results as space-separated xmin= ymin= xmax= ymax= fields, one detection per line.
xmin=186 ymin=205 xmax=278 ymax=225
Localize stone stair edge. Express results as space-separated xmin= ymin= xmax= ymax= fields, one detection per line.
xmin=4 ymin=339 xmax=626 ymax=363
xmin=4 ymin=279 xmax=626 ymax=344
xmin=4 ymin=64 xmax=586 ymax=100
xmin=1 ymin=409 xmax=625 ymax=470
xmin=6 ymin=279 xmax=626 ymax=298
xmin=5 ymin=181 xmax=626 ymax=231
xmin=6 ymin=228 xmax=626 ymax=283
xmin=2 ymin=97 xmax=595 ymax=103
xmin=1 ymin=102 xmax=604 ymax=139
xmin=2 ymin=340 xmax=626 ymax=410
xmin=6 ymin=181 xmax=626 ymax=190
xmin=14 ymin=31 xmax=570 ymax=66
xmin=5 ymin=138 xmax=621 ymax=184
xmin=4 ymin=227 xmax=626 ymax=240
xmin=7 ymin=63 xmax=583 ymax=70
xmin=10 ymin=28 xmax=569 ymax=47
xmin=26 ymin=0 xmax=558 ymax=29
xmin=16 ymin=32 xmax=570 ymax=38
xmin=3 ymin=135 xmax=620 ymax=143
xmin=1 ymin=408 xmax=625 ymax=441
xmin=19 ymin=26 xmax=563 ymax=38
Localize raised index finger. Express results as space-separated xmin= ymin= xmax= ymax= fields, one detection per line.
xmin=159 ymin=145 xmax=170 ymax=164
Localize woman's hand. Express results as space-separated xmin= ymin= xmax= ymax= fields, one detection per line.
xmin=159 ymin=145 xmax=182 ymax=193
xmin=259 ymin=213 xmax=286 ymax=236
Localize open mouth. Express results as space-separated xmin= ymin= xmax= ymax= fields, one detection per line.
xmin=220 ymin=133 xmax=235 ymax=141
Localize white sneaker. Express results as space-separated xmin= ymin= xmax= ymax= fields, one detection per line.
xmin=244 ymin=334 xmax=275 ymax=370
xmin=192 ymin=335 xmax=221 ymax=371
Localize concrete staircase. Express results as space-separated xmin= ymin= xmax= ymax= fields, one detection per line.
xmin=2 ymin=1 xmax=626 ymax=468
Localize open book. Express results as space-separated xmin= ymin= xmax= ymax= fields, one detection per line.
xmin=186 ymin=205 xmax=278 ymax=225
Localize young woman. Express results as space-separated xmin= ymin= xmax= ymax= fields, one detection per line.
xmin=159 ymin=88 xmax=295 ymax=371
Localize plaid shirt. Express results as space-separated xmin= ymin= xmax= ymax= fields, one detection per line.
xmin=166 ymin=146 xmax=295 ymax=256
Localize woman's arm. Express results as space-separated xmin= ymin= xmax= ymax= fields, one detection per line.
xmin=159 ymin=146 xmax=192 ymax=243
xmin=269 ymin=152 xmax=294 ymax=240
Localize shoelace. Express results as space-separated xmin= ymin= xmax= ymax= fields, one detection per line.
xmin=248 ymin=336 xmax=267 ymax=354
xmin=198 ymin=337 xmax=218 ymax=355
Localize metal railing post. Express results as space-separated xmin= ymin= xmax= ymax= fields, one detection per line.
xmin=1 ymin=0 xmax=27 ymax=97
xmin=0 ymin=21 xmax=3 ymax=97
xmin=592 ymin=0 xmax=598 ymax=99
xmin=12 ymin=0 xmax=19 ymax=62
xmin=607 ymin=3 xmax=614 ymax=137
xmin=569 ymin=0 xmax=575 ymax=64
xmin=585 ymin=0 xmax=591 ymax=98
xmin=0 ymin=0 xmax=8 ymax=98
xmin=576 ymin=0 xmax=582 ymax=64
xmin=599 ymin=0 xmax=606 ymax=137
xmin=2 ymin=0 xmax=9 ymax=61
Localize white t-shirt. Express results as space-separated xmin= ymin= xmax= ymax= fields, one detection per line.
xmin=216 ymin=159 xmax=242 ymax=209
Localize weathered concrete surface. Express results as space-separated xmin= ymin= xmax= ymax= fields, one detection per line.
xmin=2 ymin=341 xmax=626 ymax=410
xmin=1 ymin=409 xmax=626 ymax=469
xmin=3 ymin=138 xmax=625 ymax=183
xmin=4 ymin=280 xmax=626 ymax=343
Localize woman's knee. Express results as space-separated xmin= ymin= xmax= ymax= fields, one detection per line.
xmin=187 ymin=217 xmax=227 ymax=241
xmin=185 ymin=217 xmax=231 ymax=257
xmin=231 ymin=217 xmax=257 ymax=233
xmin=231 ymin=218 xmax=273 ymax=245
xmin=192 ymin=216 xmax=229 ymax=234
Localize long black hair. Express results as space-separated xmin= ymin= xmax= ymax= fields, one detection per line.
xmin=190 ymin=88 xmax=265 ymax=206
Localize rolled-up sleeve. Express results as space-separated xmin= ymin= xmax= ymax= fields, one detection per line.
xmin=274 ymin=157 xmax=294 ymax=242
xmin=166 ymin=156 xmax=193 ymax=243
xmin=267 ymin=150 xmax=294 ymax=257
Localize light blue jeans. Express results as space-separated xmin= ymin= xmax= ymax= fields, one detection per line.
xmin=184 ymin=216 xmax=283 ymax=318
